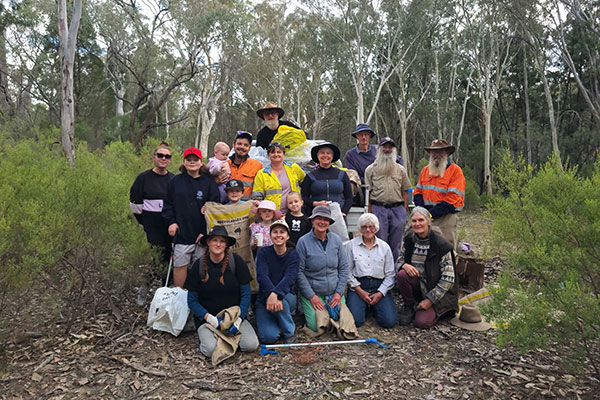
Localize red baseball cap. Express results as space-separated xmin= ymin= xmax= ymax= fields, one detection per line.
xmin=183 ymin=147 xmax=202 ymax=159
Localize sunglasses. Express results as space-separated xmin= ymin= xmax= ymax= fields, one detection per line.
xmin=155 ymin=153 xmax=172 ymax=159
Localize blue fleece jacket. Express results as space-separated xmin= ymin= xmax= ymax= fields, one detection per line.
xmin=296 ymin=230 xmax=349 ymax=298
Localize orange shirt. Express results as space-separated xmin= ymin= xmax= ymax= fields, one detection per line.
xmin=414 ymin=163 xmax=465 ymax=210
xmin=228 ymin=157 xmax=263 ymax=198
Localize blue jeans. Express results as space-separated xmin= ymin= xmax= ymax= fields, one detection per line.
xmin=372 ymin=204 xmax=407 ymax=261
xmin=346 ymin=277 xmax=397 ymax=328
xmin=255 ymin=293 xmax=296 ymax=344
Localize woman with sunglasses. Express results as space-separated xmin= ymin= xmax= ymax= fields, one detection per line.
xmin=252 ymin=142 xmax=305 ymax=213
xmin=130 ymin=141 xmax=174 ymax=263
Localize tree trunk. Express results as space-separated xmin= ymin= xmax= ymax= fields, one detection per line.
xmin=0 ymin=30 xmax=11 ymax=115
xmin=58 ymin=0 xmax=83 ymax=166
xmin=483 ymin=105 xmax=492 ymax=195
xmin=523 ymin=46 xmax=532 ymax=165
xmin=455 ymin=69 xmax=473 ymax=164
xmin=164 ymin=100 xmax=169 ymax=139
xmin=399 ymin=103 xmax=411 ymax=179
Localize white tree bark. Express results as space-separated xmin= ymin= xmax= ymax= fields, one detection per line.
xmin=58 ymin=0 xmax=83 ymax=165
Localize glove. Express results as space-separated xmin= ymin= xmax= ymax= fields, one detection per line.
xmin=205 ymin=314 xmax=223 ymax=330
xmin=225 ymin=318 xmax=242 ymax=336
xmin=325 ymin=296 xmax=340 ymax=321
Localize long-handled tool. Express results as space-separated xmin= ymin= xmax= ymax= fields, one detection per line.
xmin=260 ymin=337 xmax=389 ymax=356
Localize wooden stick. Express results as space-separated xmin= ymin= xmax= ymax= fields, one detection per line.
xmin=110 ymin=356 xmax=167 ymax=377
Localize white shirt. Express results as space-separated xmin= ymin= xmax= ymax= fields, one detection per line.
xmin=344 ymin=236 xmax=396 ymax=295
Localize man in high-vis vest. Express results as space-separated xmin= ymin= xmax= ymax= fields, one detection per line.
xmin=414 ymin=139 xmax=465 ymax=249
xmin=228 ymin=131 xmax=263 ymax=200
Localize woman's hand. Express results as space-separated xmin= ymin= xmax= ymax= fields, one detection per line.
xmin=417 ymin=299 xmax=433 ymax=311
xmin=266 ymin=292 xmax=283 ymax=312
xmin=329 ymin=293 xmax=342 ymax=308
xmin=195 ymin=233 xmax=204 ymax=244
xmin=403 ymin=263 xmax=419 ymax=277
xmin=168 ymin=223 xmax=179 ymax=237
xmin=200 ymin=204 xmax=207 ymax=214
xmin=313 ymin=200 xmax=329 ymax=207
xmin=309 ymin=295 xmax=325 ymax=311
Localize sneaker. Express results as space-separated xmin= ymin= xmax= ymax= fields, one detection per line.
xmin=398 ymin=303 xmax=416 ymax=326
xmin=283 ymin=334 xmax=297 ymax=344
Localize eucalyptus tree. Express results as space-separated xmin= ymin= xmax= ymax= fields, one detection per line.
xmin=459 ymin=0 xmax=515 ymax=195
xmin=57 ymin=0 xmax=83 ymax=164
xmin=168 ymin=0 xmax=244 ymax=156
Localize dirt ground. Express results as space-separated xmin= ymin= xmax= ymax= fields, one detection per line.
xmin=1 ymin=212 xmax=597 ymax=399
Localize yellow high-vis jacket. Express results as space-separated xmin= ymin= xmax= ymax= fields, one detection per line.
xmin=252 ymin=162 xmax=306 ymax=210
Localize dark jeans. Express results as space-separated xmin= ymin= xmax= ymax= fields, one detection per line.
xmin=346 ymin=277 xmax=397 ymax=328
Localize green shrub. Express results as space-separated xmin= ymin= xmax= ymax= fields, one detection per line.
xmin=0 ymin=139 xmax=155 ymax=331
xmin=484 ymin=151 xmax=600 ymax=375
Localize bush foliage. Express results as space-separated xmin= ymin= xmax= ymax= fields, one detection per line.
xmin=484 ymin=151 xmax=600 ymax=374
xmin=0 ymin=138 xmax=159 ymax=330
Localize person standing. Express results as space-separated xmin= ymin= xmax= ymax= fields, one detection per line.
xmin=414 ymin=139 xmax=465 ymax=249
xmin=255 ymin=102 xmax=304 ymax=150
xmin=228 ymin=131 xmax=263 ymax=200
xmin=344 ymin=123 xmax=403 ymax=184
xmin=252 ymin=142 xmax=305 ymax=213
xmin=129 ymin=141 xmax=174 ymax=262
xmin=365 ymin=137 xmax=411 ymax=260
xmin=162 ymin=147 xmax=220 ymax=288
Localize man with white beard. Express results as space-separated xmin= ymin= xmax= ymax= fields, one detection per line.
xmin=414 ymin=139 xmax=465 ymax=249
xmin=364 ymin=137 xmax=411 ymax=260
xmin=255 ymin=102 xmax=304 ymax=150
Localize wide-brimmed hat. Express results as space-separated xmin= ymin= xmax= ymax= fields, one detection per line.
xmin=351 ymin=123 xmax=376 ymax=138
xmin=252 ymin=200 xmax=283 ymax=220
xmin=450 ymin=303 xmax=492 ymax=331
xmin=379 ymin=137 xmax=396 ymax=147
xmin=424 ymin=139 xmax=455 ymax=155
xmin=183 ymin=147 xmax=202 ymax=159
xmin=310 ymin=142 xmax=341 ymax=164
xmin=200 ymin=225 xmax=236 ymax=247
xmin=270 ymin=219 xmax=290 ymax=233
xmin=308 ymin=205 xmax=335 ymax=225
xmin=224 ymin=179 xmax=244 ymax=192
xmin=257 ymin=101 xmax=285 ymax=120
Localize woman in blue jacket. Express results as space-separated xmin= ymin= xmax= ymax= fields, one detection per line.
xmin=255 ymin=219 xmax=299 ymax=344
xmin=296 ymin=206 xmax=350 ymax=332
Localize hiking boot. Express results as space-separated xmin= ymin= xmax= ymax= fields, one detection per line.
xmin=399 ymin=303 xmax=416 ymax=326
xmin=283 ymin=334 xmax=297 ymax=344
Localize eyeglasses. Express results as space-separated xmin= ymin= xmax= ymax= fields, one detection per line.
xmin=268 ymin=142 xmax=285 ymax=152
xmin=155 ymin=153 xmax=172 ymax=159
xmin=360 ymin=225 xmax=376 ymax=231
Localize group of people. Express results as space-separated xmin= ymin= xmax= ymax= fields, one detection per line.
xmin=129 ymin=101 xmax=466 ymax=361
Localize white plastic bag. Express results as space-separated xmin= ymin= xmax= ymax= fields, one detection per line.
xmin=328 ymin=202 xmax=350 ymax=242
xmin=147 ymin=286 xmax=190 ymax=336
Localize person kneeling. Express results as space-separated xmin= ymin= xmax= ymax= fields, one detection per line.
xmin=345 ymin=213 xmax=397 ymax=328
xmin=255 ymin=219 xmax=299 ymax=344
xmin=185 ymin=226 xmax=258 ymax=362
xmin=395 ymin=207 xmax=458 ymax=328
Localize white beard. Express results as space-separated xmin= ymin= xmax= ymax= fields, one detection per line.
xmin=428 ymin=155 xmax=448 ymax=177
xmin=265 ymin=119 xmax=279 ymax=131
xmin=372 ymin=148 xmax=398 ymax=176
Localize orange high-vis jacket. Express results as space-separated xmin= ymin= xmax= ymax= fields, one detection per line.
xmin=414 ymin=163 xmax=465 ymax=211
xmin=228 ymin=157 xmax=263 ymax=199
